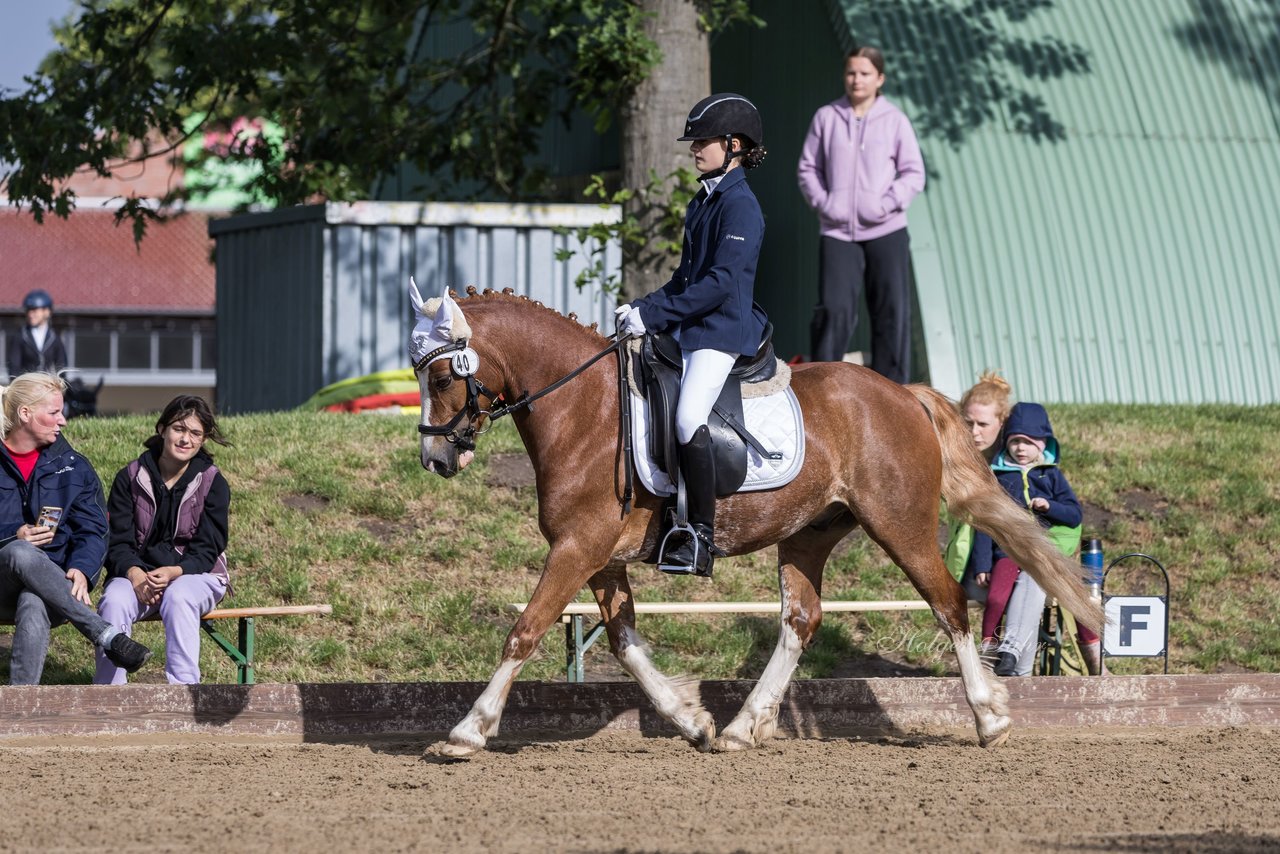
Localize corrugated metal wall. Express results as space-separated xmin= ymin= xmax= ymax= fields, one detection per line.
xmin=716 ymin=0 xmax=1280 ymax=403
xmin=211 ymin=201 xmax=620 ymax=413
xmin=903 ymin=0 xmax=1280 ymax=403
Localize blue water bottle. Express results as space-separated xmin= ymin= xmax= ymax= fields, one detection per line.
xmin=1081 ymin=537 xmax=1104 ymax=598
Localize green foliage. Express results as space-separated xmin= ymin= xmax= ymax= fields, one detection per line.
xmin=697 ymin=0 xmax=765 ymax=33
xmin=5 ymin=404 xmax=1276 ymax=685
xmin=561 ymin=1 xmax=660 ymax=134
xmin=555 ymin=167 xmax=700 ymax=294
xmin=0 ymin=0 xmax=761 ymax=238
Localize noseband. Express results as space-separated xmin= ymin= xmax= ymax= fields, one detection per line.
xmin=414 ymin=341 xmax=500 ymax=452
xmin=415 ymin=335 xmax=626 ymax=453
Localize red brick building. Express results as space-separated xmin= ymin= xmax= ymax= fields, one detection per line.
xmin=2 ymin=150 xmax=218 ymax=412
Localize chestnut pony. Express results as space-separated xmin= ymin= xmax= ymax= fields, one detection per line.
xmin=410 ymin=284 xmax=1103 ymax=757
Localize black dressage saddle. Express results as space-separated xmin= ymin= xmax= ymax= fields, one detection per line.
xmin=634 ymin=322 xmax=781 ymax=497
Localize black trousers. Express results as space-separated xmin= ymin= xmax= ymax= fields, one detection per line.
xmin=810 ymin=228 xmax=912 ymax=383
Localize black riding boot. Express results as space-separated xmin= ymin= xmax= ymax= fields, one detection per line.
xmin=659 ymin=425 xmax=721 ymax=578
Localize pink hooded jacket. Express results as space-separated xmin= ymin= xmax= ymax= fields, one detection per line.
xmin=797 ymin=95 xmax=925 ymax=242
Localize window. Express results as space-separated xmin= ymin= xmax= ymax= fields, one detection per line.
xmin=74 ymin=331 xmax=113 ymax=369
xmin=158 ymin=330 xmax=194 ymax=370
xmin=199 ymin=333 xmax=216 ymax=371
xmin=60 ymin=315 xmax=216 ymax=374
xmin=117 ymin=326 xmax=152 ymax=369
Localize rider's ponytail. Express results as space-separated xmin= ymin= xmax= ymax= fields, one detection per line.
xmin=741 ymin=143 xmax=768 ymax=170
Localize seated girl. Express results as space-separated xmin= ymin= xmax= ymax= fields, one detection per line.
xmin=94 ymin=395 xmax=230 ymax=684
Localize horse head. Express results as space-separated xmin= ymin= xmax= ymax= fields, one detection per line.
xmin=62 ymin=375 xmax=104 ymax=419
xmin=408 ymin=278 xmax=481 ymax=477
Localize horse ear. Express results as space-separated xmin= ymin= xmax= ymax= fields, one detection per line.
xmin=409 ymin=277 xmax=425 ymax=315
xmin=434 ymin=289 xmax=457 ymax=337
xmin=438 ymin=289 xmax=473 ymax=341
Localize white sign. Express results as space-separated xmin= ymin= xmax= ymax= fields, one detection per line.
xmin=1103 ymin=596 xmax=1167 ymax=657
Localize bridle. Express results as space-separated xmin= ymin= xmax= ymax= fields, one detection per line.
xmin=414 ymin=334 xmax=627 ymax=453
xmin=413 ymin=340 xmax=499 ymax=452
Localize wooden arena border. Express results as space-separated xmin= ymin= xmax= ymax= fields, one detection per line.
xmin=0 ymin=674 xmax=1276 ymax=740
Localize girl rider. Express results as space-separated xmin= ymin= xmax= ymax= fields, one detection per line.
xmin=614 ymin=93 xmax=769 ymax=578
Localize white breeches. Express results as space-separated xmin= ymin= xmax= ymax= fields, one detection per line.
xmin=676 ymin=348 xmax=737 ymax=444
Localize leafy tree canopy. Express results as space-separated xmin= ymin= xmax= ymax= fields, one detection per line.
xmin=0 ymin=0 xmax=754 ymax=240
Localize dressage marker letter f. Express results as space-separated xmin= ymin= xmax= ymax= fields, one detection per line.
xmin=1119 ymin=605 xmax=1151 ymax=647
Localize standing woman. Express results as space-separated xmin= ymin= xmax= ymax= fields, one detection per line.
xmin=798 ymin=46 xmax=925 ymax=381
xmin=615 ymin=93 xmax=770 ymax=578
xmin=94 ymin=395 xmax=231 ymax=684
xmin=0 ymin=373 xmax=151 ymax=682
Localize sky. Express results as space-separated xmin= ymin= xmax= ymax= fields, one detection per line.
xmin=0 ymin=0 xmax=77 ymax=93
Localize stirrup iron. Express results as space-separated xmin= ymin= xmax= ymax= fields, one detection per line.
xmin=657 ymin=520 xmax=702 ymax=575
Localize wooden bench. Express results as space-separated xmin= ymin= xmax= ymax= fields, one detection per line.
xmin=508 ymin=600 xmax=938 ymax=683
xmin=192 ymin=605 xmax=333 ymax=684
xmin=3 ymin=604 xmax=332 ymax=685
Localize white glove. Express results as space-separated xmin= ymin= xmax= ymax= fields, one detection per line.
xmin=614 ymin=303 xmax=632 ymax=329
xmin=621 ymin=306 xmax=646 ymax=337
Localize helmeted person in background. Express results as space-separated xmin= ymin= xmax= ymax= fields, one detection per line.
xmin=798 ymin=46 xmax=925 ymax=381
xmin=0 ymin=373 xmax=151 ymax=683
xmin=7 ymin=290 xmax=68 ymax=379
xmin=614 ymin=93 xmax=770 ymax=578
xmin=95 ymin=395 xmax=231 ymax=685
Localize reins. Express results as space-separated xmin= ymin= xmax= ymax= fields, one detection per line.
xmin=417 ymin=333 xmax=629 ymax=462
xmin=490 ymin=334 xmax=627 ymax=420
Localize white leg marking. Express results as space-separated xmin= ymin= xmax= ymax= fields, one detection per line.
xmin=618 ymin=635 xmax=715 ymax=750
xmin=953 ymin=631 xmax=1011 ymax=748
xmin=718 ymin=619 xmax=804 ymax=751
xmin=441 ymin=658 xmax=522 ymax=757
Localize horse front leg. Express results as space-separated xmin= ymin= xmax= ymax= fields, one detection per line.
xmin=587 ymin=562 xmax=716 ymax=752
xmin=439 ymin=544 xmax=600 ymax=758
xmin=716 ymin=525 xmax=842 ymax=751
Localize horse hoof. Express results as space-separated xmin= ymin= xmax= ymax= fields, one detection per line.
xmin=437 ymin=739 xmax=482 ymax=759
xmin=979 ymin=723 xmax=1012 ymax=749
xmin=713 ymin=733 xmax=754 ymax=752
xmin=687 ymin=710 xmax=717 ymax=752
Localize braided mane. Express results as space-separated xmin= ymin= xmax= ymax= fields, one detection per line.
xmin=450 ymin=286 xmax=609 ymax=344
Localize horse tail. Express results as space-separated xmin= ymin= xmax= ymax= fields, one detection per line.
xmin=908 ymin=385 xmax=1104 ymax=633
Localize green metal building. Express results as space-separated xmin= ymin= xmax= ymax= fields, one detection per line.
xmin=714 ymin=0 xmax=1280 ymax=402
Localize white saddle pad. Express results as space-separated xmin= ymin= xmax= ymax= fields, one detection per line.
xmin=630 ymin=386 xmax=805 ymax=496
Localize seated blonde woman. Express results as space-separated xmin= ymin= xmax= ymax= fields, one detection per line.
xmin=0 ymin=372 xmax=151 ymax=683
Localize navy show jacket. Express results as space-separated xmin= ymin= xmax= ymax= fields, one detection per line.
xmin=0 ymin=435 xmax=108 ymax=586
xmin=634 ymin=168 xmax=768 ymax=356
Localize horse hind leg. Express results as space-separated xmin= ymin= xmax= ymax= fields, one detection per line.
xmin=860 ymin=510 xmax=1012 ymax=748
xmin=953 ymin=625 xmax=1012 ymax=748
xmin=588 ymin=563 xmax=716 ymax=752
xmin=928 ymin=583 xmax=1012 ymax=747
xmin=717 ymin=523 xmax=844 ymax=752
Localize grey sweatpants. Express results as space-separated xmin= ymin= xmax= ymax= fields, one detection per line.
xmin=997 ymin=573 xmax=1047 ymax=676
xmin=0 ymin=540 xmax=111 ymax=684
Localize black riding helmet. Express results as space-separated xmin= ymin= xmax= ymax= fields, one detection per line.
xmin=679 ymin=93 xmax=763 ymax=181
xmin=678 ymin=93 xmax=763 ymax=146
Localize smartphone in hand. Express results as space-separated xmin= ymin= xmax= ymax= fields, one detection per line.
xmin=36 ymin=506 xmax=63 ymax=534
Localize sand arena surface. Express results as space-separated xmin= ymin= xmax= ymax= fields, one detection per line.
xmin=1 ymin=726 xmax=1277 ymax=853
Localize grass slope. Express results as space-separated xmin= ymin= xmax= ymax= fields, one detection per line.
xmin=5 ymin=404 xmax=1278 ymax=684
